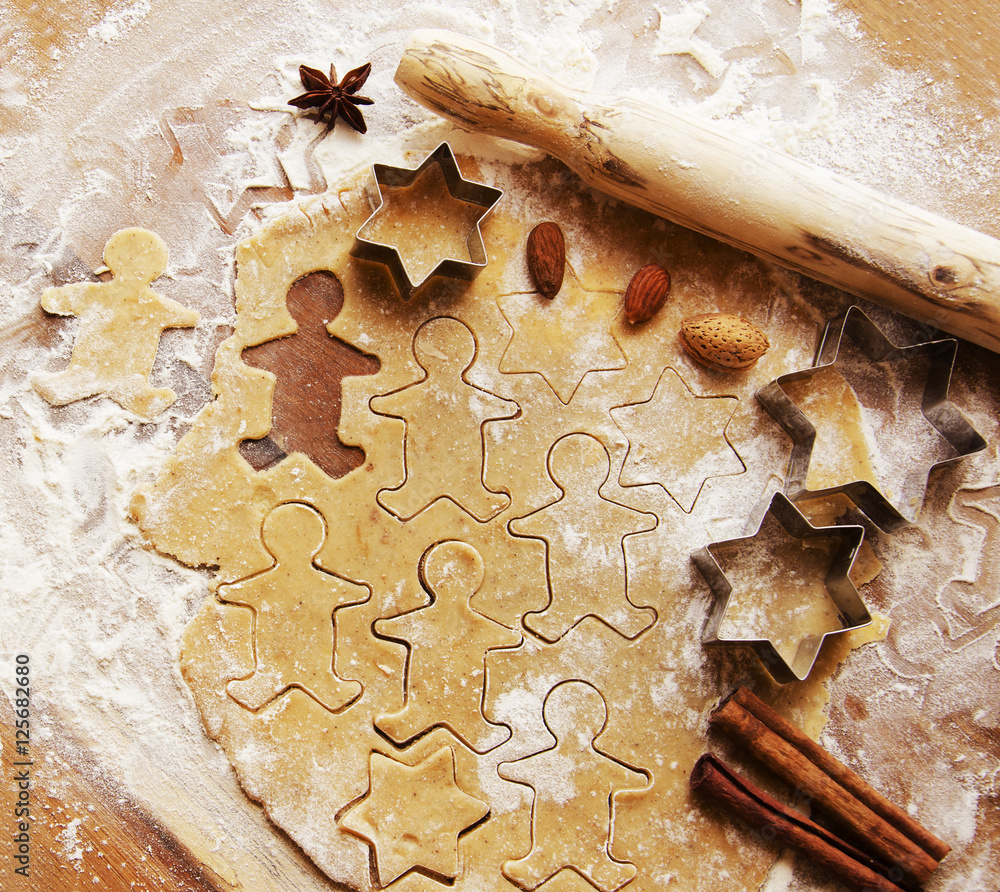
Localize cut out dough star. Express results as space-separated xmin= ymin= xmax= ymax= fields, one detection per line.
xmin=499 ymin=266 xmax=626 ymax=404
xmin=611 ymin=367 xmax=743 ymax=512
xmin=339 ymin=746 xmax=489 ymax=886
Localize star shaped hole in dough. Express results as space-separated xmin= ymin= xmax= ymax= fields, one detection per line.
xmin=339 ymin=746 xmax=490 ymax=887
xmin=653 ymin=3 xmax=728 ymax=79
xmin=694 ymin=493 xmax=870 ymax=683
xmin=611 ymin=367 xmax=744 ymax=512
xmin=499 ymin=265 xmax=626 ymax=404
xmin=354 ymin=143 xmax=503 ymax=298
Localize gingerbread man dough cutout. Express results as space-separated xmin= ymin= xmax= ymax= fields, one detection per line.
xmin=370 ymin=317 xmax=518 ymax=522
xmin=498 ymin=681 xmax=647 ymax=892
xmin=219 ymin=501 xmax=369 ymax=712
xmin=33 ymin=228 xmax=199 ymax=420
xmin=375 ymin=540 xmax=520 ymax=752
xmin=509 ymin=434 xmax=657 ymax=642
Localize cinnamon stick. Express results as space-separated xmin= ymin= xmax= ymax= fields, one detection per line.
xmin=731 ymin=687 xmax=951 ymax=861
xmin=691 ymin=753 xmax=909 ymax=892
xmin=710 ymin=689 xmax=945 ymax=886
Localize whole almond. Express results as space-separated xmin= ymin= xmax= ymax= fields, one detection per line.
xmin=526 ymin=221 xmax=565 ymax=299
xmin=624 ymin=263 xmax=671 ymax=324
xmin=679 ymin=313 xmax=770 ymax=371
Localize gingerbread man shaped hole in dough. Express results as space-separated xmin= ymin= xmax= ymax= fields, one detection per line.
xmin=239 ymin=271 xmax=381 ymax=477
xmin=33 ymin=228 xmax=199 ymax=420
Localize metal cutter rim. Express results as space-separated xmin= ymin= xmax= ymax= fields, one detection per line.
xmin=693 ymin=491 xmax=871 ymax=684
xmin=756 ymin=305 xmax=987 ymax=531
xmin=350 ymin=141 xmax=504 ymax=300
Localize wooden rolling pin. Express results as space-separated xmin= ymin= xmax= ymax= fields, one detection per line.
xmin=395 ymin=30 xmax=1000 ymax=353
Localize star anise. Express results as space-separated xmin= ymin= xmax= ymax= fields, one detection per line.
xmin=288 ymin=62 xmax=374 ymax=134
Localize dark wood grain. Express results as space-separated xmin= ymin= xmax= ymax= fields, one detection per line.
xmin=239 ymin=271 xmax=381 ymax=479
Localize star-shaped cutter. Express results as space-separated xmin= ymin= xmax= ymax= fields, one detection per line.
xmin=756 ymin=306 xmax=987 ymax=532
xmin=692 ymin=492 xmax=870 ymax=684
xmin=350 ymin=142 xmax=504 ymax=299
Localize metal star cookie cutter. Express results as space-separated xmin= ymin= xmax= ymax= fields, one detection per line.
xmin=350 ymin=142 xmax=504 ymax=300
xmin=693 ymin=492 xmax=870 ymax=684
xmin=756 ymin=306 xmax=987 ymax=532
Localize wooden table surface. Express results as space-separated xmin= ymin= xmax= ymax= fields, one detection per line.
xmin=2 ymin=1 xmax=999 ymax=890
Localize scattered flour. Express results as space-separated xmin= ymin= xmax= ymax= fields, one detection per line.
xmin=87 ymin=0 xmax=152 ymax=45
xmin=56 ymin=817 xmax=85 ymax=866
xmin=653 ymin=3 xmax=729 ymax=80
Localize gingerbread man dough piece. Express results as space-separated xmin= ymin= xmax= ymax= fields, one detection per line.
xmin=33 ymin=228 xmax=200 ymax=420
xmin=370 ymin=317 xmax=518 ymax=522
xmin=509 ymin=434 xmax=657 ymax=642
xmin=498 ymin=681 xmax=647 ymax=892
xmin=219 ymin=502 xmax=369 ymax=712
xmin=375 ymin=540 xmax=520 ymax=752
